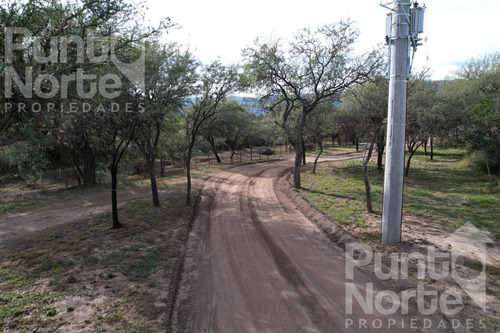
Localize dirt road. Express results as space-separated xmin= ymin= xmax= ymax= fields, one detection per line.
xmin=172 ymin=154 xmax=431 ymax=333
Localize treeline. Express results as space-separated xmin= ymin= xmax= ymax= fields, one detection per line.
xmin=0 ymin=0 xmax=287 ymax=227
xmin=1 ymin=0 xmax=498 ymax=227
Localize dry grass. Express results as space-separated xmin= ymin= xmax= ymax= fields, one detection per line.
xmin=0 ymin=184 xmax=197 ymax=332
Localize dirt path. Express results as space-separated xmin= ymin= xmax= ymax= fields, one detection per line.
xmin=0 ymin=178 xmax=192 ymax=242
xmin=172 ymin=154 xmax=436 ymax=333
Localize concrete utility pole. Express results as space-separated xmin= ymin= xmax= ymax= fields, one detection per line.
xmin=380 ymin=1 xmax=424 ymax=245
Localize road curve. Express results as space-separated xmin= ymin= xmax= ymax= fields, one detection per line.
xmin=172 ymin=155 xmax=425 ymax=333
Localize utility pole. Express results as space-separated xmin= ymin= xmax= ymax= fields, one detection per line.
xmin=380 ymin=1 xmax=424 ymax=245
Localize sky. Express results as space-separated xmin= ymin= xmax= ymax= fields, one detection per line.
xmin=144 ymin=0 xmax=500 ymax=80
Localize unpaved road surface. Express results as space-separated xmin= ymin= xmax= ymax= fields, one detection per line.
xmin=172 ymin=154 xmax=429 ymax=333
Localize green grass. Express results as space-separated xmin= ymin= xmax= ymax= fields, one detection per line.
xmin=0 ymin=200 xmax=39 ymax=214
xmin=306 ymin=144 xmax=359 ymax=157
xmin=0 ymin=185 xmax=197 ymax=332
xmin=300 ymin=148 xmax=500 ymax=239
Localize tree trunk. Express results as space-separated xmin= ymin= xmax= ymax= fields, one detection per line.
xmin=424 ymin=139 xmax=428 ymax=156
xmin=111 ymin=160 xmax=121 ymax=229
xmin=293 ymin=112 xmax=307 ymax=189
xmin=430 ymin=136 xmax=434 ymax=161
xmin=185 ymin=146 xmax=193 ymax=206
xmin=312 ymin=141 xmax=323 ymax=174
xmin=363 ymin=132 xmax=378 ymax=214
xmin=250 ymin=146 xmax=253 ymax=161
xmin=160 ymin=157 xmax=164 ymax=177
xmin=356 ymin=137 xmax=359 ymax=152
xmin=301 ymin=140 xmax=306 ymax=165
xmin=377 ymin=148 xmax=384 ymax=172
xmin=376 ymin=129 xmax=385 ymax=172
xmin=405 ymin=145 xmax=417 ymax=177
xmin=208 ymin=136 xmax=221 ymax=163
xmin=71 ymin=153 xmax=83 ymax=186
xmin=485 ymin=152 xmax=494 ymax=192
xmin=148 ymin=158 xmax=160 ymax=207
xmin=81 ymin=143 xmax=96 ymax=186
xmin=293 ymin=144 xmax=302 ymax=188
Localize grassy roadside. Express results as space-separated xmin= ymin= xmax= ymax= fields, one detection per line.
xmin=297 ymin=148 xmax=500 ymax=331
xmin=300 ymin=148 xmax=500 ymax=239
xmin=0 ymin=184 xmax=198 ymax=332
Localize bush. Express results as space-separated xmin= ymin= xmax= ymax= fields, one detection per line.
xmin=467 ymin=150 xmax=500 ymax=174
xmin=132 ymin=161 xmax=146 ymax=175
xmin=260 ymin=147 xmax=275 ymax=155
xmin=0 ymin=142 xmax=49 ymax=180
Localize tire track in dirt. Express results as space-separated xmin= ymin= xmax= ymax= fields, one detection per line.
xmin=247 ymin=175 xmax=337 ymax=332
xmin=171 ymin=154 xmax=428 ymax=333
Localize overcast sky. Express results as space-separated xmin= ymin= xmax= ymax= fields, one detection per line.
xmin=145 ymin=0 xmax=499 ymax=80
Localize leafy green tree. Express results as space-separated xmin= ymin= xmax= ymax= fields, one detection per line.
xmin=133 ymin=42 xmax=197 ymax=206
xmin=405 ymin=71 xmax=437 ymax=176
xmin=198 ymin=99 xmax=252 ymax=162
xmin=183 ymin=62 xmax=241 ymax=205
xmin=462 ymin=96 xmax=500 ymax=191
xmin=430 ymin=79 xmax=475 ymax=154
xmin=305 ymin=102 xmax=336 ymax=174
xmin=332 ymin=106 xmax=359 ymax=147
xmin=344 ymin=75 xmax=388 ymax=212
xmin=432 ymin=53 xmax=499 ymax=154
xmin=456 ymin=53 xmax=500 ymax=96
xmin=1 ymin=0 xmax=167 ymax=186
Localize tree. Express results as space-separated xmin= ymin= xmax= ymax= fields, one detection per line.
xmin=431 ymin=53 xmax=499 ymax=156
xmin=345 ymin=75 xmax=388 ymax=213
xmin=199 ymin=99 xmax=251 ymax=162
xmin=244 ymin=21 xmax=382 ymax=188
xmin=305 ymin=102 xmax=335 ymax=174
xmin=462 ymin=96 xmax=500 ymax=191
xmin=333 ymin=107 xmax=359 ymax=147
xmin=404 ymin=71 xmax=437 ymax=176
xmin=456 ymin=53 xmax=500 ymax=190
xmin=99 ymin=108 xmax=138 ymax=229
xmin=183 ymin=62 xmax=241 ymax=205
xmin=456 ymin=53 xmax=500 ymax=97
xmin=61 ymin=112 xmax=99 ymax=186
xmin=1 ymin=0 xmax=168 ymax=188
xmin=133 ymin=42 xmax=197 ymax=206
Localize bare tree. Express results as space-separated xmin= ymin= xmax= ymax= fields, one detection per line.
xmin=244 ymin=21 xmax=382 ymax=188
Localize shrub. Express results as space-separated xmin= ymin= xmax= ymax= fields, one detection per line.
xmin=260 ymin=147 xmax=275 ymax=156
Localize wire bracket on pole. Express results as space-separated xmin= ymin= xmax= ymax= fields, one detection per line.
xmin=383 ymin=1 xmax=425 ymax=78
